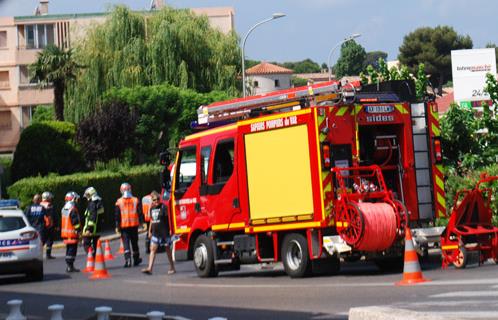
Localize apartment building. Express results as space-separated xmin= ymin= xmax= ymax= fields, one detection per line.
xmin=0 ymin=1 xmax=234 ymax=153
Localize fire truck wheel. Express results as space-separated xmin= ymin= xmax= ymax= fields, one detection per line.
xmin=452 ymin=247 xmax=468 ymax=269
xmin=193 ymin=235 xmax=218 ymax=277
xmin=281 ymin=233 xmax=311 ymax=278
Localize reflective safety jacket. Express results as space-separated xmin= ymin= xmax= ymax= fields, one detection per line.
xmin=40 ymin=200 xmax=54 ymax=228
xmin=83 ymin=196 xmax=104 ymax=236
xmin=61 ymin=202 xmax=80 ymax=244
xmin=115 ymin=197 xmax=141 ymax=228
xmin=141 ymin=194 xmax=152 ymax=223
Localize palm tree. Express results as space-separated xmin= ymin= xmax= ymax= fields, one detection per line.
xmin=31 ymin=45 xmax=80 ymax=121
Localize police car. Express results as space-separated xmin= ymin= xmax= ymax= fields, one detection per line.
xmin=0 ymin=200 xmax=43 ymax=281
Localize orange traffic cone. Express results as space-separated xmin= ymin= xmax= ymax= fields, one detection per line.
xmin=90 ymin=240 xmax=111 ymax=280
xmin=104 ymin=240 xmax=114 ymax=261
xmin=82 ymin=247 xmax=95 ymax=273
xmin=118 ymin=238 xmax=125 ymax=254
xmin=396 ymin=227 xmax=430 ymax=286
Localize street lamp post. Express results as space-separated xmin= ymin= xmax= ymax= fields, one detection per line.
xmin=327 ymin=33 xmax=361 ymax=81
xmin=241 ymin=13 xmax=286 ymax=97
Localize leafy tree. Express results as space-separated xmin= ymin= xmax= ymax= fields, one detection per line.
xmin=415 ymin=63 xmax=429 ymax=100
xmin=32 ymin=105 xmax=54 ymax=123
xmin=102 ymin=84 xmax=231 ymax=162
xmin=398 ymin=25 xmax=473 ymax=89
xmin=364 ymin=51 xmax=388 ymax=70
xmin=30 ymin=45 xmax=81 ymax=121
xmin=291 ymin=76 xmax=308 ymax=87
xmin=76 ymin=102 xmax=138 ymax=165
xmin=11 ymin=121 xmax=85 ymax=181
xmin=280 ymin=59 xmax=321 ymax=73
xmin=484 ymin=73 xmax=498 ymax=105
xmin=66 ymin=6 xmax=240 ymax=122
xmin=334 ymin=40 xmax=367 ymax=77
xmin=440 ymin=103 xmax=478 ymax=172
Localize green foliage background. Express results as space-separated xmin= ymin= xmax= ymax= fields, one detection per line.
xmin=65 ymin=6 xmax=240 ymax=122
xmin=101 ymin=84 xmax=231 ymax=161
xmin=11 ymin=121 xmax=85 ymax=181
xmin=7 ymin=164 xmax=161 ymax=230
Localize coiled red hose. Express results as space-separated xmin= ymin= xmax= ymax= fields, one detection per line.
xmin=355 ymin=202 xmax=397 ymax=251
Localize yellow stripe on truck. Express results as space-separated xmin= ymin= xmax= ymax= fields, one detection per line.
xmin=436 ymin=175 xmax=444 ymax=191
xmin=437 ymin=192 xmax=446 ymax=208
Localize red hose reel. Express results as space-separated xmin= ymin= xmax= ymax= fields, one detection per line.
xmin=333 ymin=165 xmax=407 ymax=252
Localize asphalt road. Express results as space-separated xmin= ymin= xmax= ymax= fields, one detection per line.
xmin=1 ymin=238 xmax=498 ymax=320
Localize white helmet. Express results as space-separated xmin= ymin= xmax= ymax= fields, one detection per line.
xmin=120 ymin=182 xmax=132 ymax=198
xmin=65 ymin=191 xmax=80 ymax=202
xmin=41 ymin=191 xmax=53 ymax=201
xmin=84 ymin=187 xmax=97 ymax=200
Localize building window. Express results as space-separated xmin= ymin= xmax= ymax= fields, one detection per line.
xmin=19 ymin=66 xmax=37 ymax=85
xmin=253 ymin=80 xmax=259 ymax=88
xmin=0 ymin=71 xmax=9 ymax=89
xmin=274 ymin=79 xmax=280 ymax=87
xmin=0 ymin=111 xmax=12 ymax=130
xmin=23 ymin=24 xmax=55 ymax=49
xmin=0 ymin=31 xmax=7 ymax=48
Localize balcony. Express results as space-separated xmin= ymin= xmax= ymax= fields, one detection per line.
xmin=18 ymin=85 xmax=53 ymax=105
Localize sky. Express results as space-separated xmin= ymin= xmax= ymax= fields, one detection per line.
xmin=1 ymin=0 xmax=498 ymax=66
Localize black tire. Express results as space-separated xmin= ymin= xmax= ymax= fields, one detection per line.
xmin=193 ymin=235 xmax=218 ymax=277
xmin=281 ymin=233 xmax=311 ymax=278
xmin=26 ymin=262 xmax=44 ymax=282
xmin=453 ymin=247 xmax=468 ymax=269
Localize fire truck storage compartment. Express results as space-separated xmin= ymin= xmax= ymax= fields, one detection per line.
xmin=358 ymin=124 xmax=403 ymax=198
xmin=244 ymin=124 xmax=314 ymax=223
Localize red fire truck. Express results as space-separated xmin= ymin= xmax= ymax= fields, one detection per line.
xmin=161 ymin=80 xmax=446 ymax=277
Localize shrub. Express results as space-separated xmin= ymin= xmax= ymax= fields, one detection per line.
xmin=76 ymin=102 xmax=138 ymax=165
xmin=32 ymin=105 xmax=55 ymax=123
xmin=7 ymin=164 xmax=162 ymax=230
xmin=11 ymin=121 xmax=85 ymax=181
xmin=0 ymin=156 xmax=13 ymax=198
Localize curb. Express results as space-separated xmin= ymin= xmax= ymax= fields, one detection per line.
xmin=349 ymin=306 xmax=466 ymax=320
xmin=52 ymin=233 xmax=129 ymax=250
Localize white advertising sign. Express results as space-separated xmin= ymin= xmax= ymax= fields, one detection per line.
xmin=451 ymin=48 xmax=496 ymax=102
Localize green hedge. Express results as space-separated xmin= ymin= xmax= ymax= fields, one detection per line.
xmin=7 ymin=164 xmax=162 ymax=230
xmin=11 ymin=121 xmax=85 ymax=181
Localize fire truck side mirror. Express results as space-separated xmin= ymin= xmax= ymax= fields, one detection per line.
xmin=159 ymin=152 xmax=170 ymax=165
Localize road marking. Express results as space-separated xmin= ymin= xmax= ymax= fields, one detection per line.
xmin=125 ymin=280 xmax=149 ymax=284
xmin=430 ymin=291 xmax=498 ymax=298
xmin=426 ymin=311 xmax=498 ymax=318
xmin=396 ymin=300 xmax=495 ymax=307
xmin=127 ymin=278 xmax=498 ymax=289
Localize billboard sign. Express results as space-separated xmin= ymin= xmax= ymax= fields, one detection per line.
xmin=451 ymin=48 xmax=496 ymax=103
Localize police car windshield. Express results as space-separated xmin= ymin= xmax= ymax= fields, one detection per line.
xmin=0 ymin=217 xmax=26 ymax=232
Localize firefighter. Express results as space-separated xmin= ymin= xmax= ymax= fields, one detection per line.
xmin=24 ymin=194 xmax=47 ymax=243
xmin=115 ymin=182 xmax=145 ymax=268
xmin=61 ymin=192 xmax=81 ymax=273
xmin=40 ymin=191 xmax=57 ymax=259
xmin=82 ymin=187 xmax=104 ymax=257
xmin=141 ymin=193 xmax=153 ymax=254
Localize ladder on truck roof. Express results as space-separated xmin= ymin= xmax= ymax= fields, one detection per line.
xmin=195 ymin=80 xmax=345 ymax=127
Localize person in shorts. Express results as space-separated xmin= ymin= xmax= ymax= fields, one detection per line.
xmin=141 ymin=191 xmax=176 ymax=275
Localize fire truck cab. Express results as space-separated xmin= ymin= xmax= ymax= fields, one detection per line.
xmin=164 ymin=80 xmax=445 ymax=278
